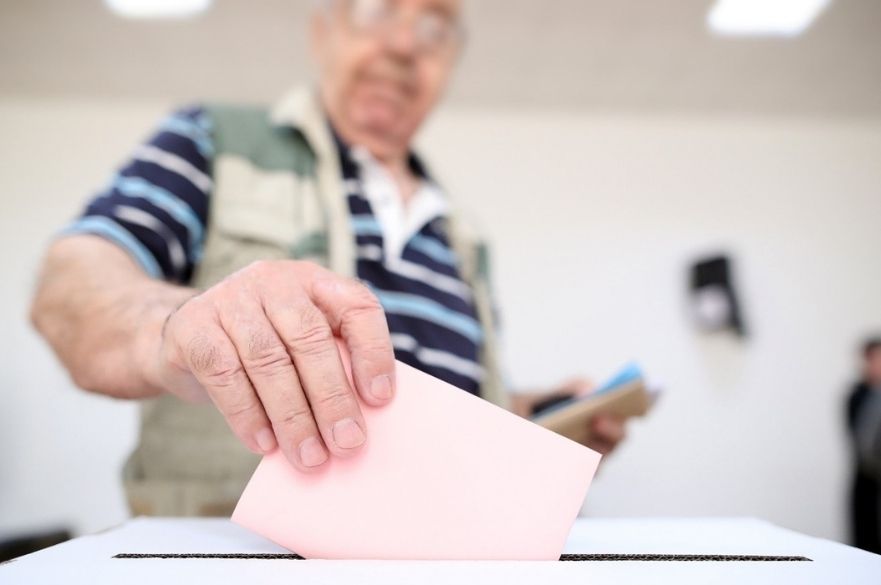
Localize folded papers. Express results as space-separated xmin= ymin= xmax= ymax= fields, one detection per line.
xmin=532 ymin=363 xmax=658 ymax=444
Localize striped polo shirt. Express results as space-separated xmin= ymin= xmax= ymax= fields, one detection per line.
xmin=335 ymin=136 xmax=482 ymax=395
xmin=65 ymin=106 xmax=484 ymax=396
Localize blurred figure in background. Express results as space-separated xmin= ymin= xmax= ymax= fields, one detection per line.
xmin=846 ymin=337 xmax=881 ymax=554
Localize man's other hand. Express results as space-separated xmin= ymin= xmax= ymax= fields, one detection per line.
xmin=511 ymin=377 xmax=628 ymax=457
xmin=587 ymin=413 xmax=627 ymax=456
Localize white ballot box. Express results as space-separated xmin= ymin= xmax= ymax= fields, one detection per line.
xmin=1 ymin=517 xmax=878 ymax=584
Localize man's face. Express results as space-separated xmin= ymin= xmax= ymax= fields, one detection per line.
xmin=311 ymin=0 xmax=462 ymax=160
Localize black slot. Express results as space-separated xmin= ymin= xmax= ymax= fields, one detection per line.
xmin=113 ymin=552 xmax=812 ymax=562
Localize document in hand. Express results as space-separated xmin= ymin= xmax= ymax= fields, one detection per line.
xmin=532 ymin=363 xmax=658 ymax=444
xmin=232 ymin=347 xmax=601 ymax=560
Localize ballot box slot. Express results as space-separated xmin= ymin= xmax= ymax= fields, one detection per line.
xmin=558 ymin=553 xmax=812 ymax=562
xmin=113 ymin=553 xmax=813 ymax=562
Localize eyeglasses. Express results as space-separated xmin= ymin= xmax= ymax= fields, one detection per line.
xmin=344 ymin=0 xmax=465 ymax=55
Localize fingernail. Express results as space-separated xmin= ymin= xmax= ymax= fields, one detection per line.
xmin=332 ymin=418 xmax=366 ymax=449
xmin=298 ymin=436 xmax=328 ymax=467
xmin=370 ymin=374 xmax=393 ymax=401
xmin=255 ymin=427 xmax=277 ymax=453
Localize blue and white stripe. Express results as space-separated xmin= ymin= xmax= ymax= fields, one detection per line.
xmin=356 ymin=244 xmax=472 ymax=301
xmin=390 ymin=333 xmax=485 ymax=382
xmin=158 ymin=110 xmax=214 ymax=158
xmin=339 ymin=137 xmax=485 ymax=396
xmin=61 ymin=215 xmax=163 ymax=278
xmin=132 ymin=143 xmax=213 ymax=193
xmin=67 ymin=106 xmax=212 ymax=283
xmin=372 ymin=290 xmax=483 ymax=345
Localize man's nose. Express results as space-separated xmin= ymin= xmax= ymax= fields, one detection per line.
xmin=384 ymin=20 xmax=419 ymax=59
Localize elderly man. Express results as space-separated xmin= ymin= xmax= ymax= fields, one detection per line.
xmin=31 ymin=0 xmax=625 ymax=516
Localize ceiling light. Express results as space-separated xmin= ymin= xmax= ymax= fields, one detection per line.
xmin=707 ymin=0 xmax=831 ymax=37
xmin=104 ymin=0 xmax=213 ymax=19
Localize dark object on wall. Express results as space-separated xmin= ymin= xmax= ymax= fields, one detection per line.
xmin=688 ymin=255 xmax=747 ymax=337
xmin=0 ymin=529 xmax=71 ymax=562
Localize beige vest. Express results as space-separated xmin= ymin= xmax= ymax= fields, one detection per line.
xmin=123 ymin=88 xmax=507 ymax=516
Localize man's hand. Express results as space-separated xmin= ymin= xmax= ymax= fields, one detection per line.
xmin=586 ymin=413 xmax=627 ymax=456
xmin=512 ymin=377 xmax=628 ymax=457
xmin=145 ymin=260 xmax=396 ymax=471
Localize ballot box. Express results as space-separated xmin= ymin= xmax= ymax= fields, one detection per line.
xmin=2 ymin=517 xmax=878 ymax=584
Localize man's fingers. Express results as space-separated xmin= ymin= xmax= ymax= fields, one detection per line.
xmin=559 ymin=377 xmax=595 ymax=397
xmin=265 ymin=296 xmax=367 ymax=458
xmin=591 ymin=414 xmax=627 ymax=444
xmin=177 ymin=321 xmax=274 ymax=456
xmin=162 ymin=261 xmax=395 ymax=466
xmin=218 ymin=301 xmax=328 ymax=471
xmin=311 ymin=277 xmax=396 ymax=407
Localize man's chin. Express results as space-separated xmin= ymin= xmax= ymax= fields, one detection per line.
xmin=348 ymin=119 xmax=411 ymax=157
xmin=355 ymin=131 xmax=404 ymax=161
xmin=354 ymin=110 xmax=401 ymax=135
xmin=360 ymin=118 xmax=398 ymax=136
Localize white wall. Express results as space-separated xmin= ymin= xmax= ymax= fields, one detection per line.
xmin=421 ymin=109 xmax=881 ymax=541
xmin=0 ymin=100 xmax=163 ymax=536
xmin=1 ymin=98 xmax=879 ymax=541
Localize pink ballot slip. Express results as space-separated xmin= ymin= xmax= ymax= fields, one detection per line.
xmin=232 ymin=344 xmax=601 ymax=560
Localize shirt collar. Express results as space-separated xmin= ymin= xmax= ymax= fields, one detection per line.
xmin=271 ymin=87 xmax=449 ymax=261
xmin=270 ymin=87 xmax=316 ymax=129
xmin=349 ymin=143 xmax=449 ymax=261
xmin=329 ymin=123 xmax=433 ymax=184
xmin=269 ymin=87 xmax=340 ymax=170
xmin=270 ymin=86 xmax=432 ymax=181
